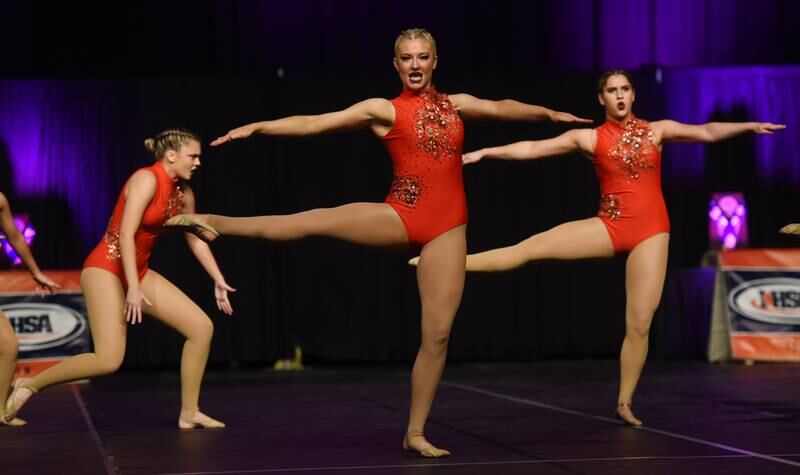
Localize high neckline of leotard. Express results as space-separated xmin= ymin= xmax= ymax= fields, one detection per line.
xmin=399 ymin=85 xmax=439 ymax=100
xmin=604 ymin=115 xmax=642 ymax=132
xmin=154 ymin=160 xmax=180 ymax=183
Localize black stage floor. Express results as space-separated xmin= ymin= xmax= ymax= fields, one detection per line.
xmin=1 ymin=361 xmax=798 ymax=474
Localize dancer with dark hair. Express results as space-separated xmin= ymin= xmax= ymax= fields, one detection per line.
xmin=412 ymin=69 xmax=785 ymax=426
xmin=4 ymin=129 xmax=236 ymax=430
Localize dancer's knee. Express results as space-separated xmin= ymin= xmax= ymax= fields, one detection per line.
xmin=189 ymin=316 xmax=214 ymax=344
xmin=626 ymin=308 xmax=654 ymax=338
xmin=422 ymin=323 xmax=452 ymax=353
xmin=95 ymin=353 xmax=124 ymax=375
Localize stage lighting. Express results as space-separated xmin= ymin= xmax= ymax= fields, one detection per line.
xmin=709 ymin=193 xmax=748 ymax=250
xmin=0 ymin=214 xmax=36 ymax=266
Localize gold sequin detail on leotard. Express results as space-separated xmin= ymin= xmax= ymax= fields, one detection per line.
xmin=414 ymin=89 xmax=459 ymax=162
xmin=389 ymin=175 xmax=423 ymax=207
xmin=610 ymin=118 xmax=655 ymax=181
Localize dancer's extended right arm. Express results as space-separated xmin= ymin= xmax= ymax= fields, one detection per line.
xmin=210 ymin=99 xmax=395 ymax=145
xmin=462 ymin=129 xmax=593 ymax=165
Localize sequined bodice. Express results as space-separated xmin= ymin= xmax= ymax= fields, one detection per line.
xmin=595 ymin=117 xmax=659 ymax=183
xmin=381 ymin=86 xmax=464 ymax=208
xmin=594 ymin=117 xmax=663 ymax=221
xmin=101 ymin=162 xmax=183 ymax=262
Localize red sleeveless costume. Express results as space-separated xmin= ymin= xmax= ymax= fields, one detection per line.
xmin=83 ymin=162 xmax=184 ymax=283
xmin=381 ymin=86 xmax=467 ymax=245
xmin=593 ymin=117 xmax=670 ymax=253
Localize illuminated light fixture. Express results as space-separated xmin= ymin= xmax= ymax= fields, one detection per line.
xmin=0 ymin=214 xmax=36 ymax=266
xmin=708 ymin=193 xmax=748 ymax=250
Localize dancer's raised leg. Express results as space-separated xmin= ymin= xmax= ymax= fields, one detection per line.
xmin=411 ymin=217 xmax=614 ymax=270
xmin=168 ymin=203 xmax=408 ymax=247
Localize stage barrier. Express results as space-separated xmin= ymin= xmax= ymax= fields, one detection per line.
xmin=0 ymin=270 xmax=90 ymax=377
xmin=709 ymin=249 xmax=800 ymax=362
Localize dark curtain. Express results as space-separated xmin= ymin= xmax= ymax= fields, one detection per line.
xmin=2 ymin=1 xmax=799 ymax=75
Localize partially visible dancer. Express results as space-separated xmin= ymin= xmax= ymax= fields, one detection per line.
xmin=4 ymin=129 xmax=236 ymax=430
xmin=0 ymin=191 xmax=60 ymax=426
xmin=414 ymin=70 xmax=785 ymax=426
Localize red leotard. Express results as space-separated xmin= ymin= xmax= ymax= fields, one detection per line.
xmin=83 ymin=161 xmax=183 ymax=283
xmin=593 ymin=117 xmax=670 ymax=253
xmin=381 ymin=86 xmax=467 ymax=245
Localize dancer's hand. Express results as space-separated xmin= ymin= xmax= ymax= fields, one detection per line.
xmin=551 ymin=111 xmax=593 ymax=124
xmin=31 ymin=271 xmax=61 ymax=297
xmin=210 ymin=124 xmax=258 ymax=146
xmin=125 ymin=286 xmax=152 ymax=325
xmin=462 ymin=150 xmax=486 ymax=165
xmin=214 ymin=281 xmax=236 ymax=315
xmin=753 ymin=122 xmax=786 ymax=134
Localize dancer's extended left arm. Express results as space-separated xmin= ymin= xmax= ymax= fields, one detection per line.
xmin=654 ymin=120 xmax=785 ymax=144
xmin=449 ymin=93 xmax=592 ymax=124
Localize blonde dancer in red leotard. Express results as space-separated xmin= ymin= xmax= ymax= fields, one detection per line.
xmin=165 ymin=28 xmax=591 ymax=457
xmin=4 ymin=129 xmax=236 ymax=430
xmin=414 ymin=70 xmax=785 ymax=426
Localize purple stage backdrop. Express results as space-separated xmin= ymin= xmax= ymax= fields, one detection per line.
xmin=662 ymin=66 xmax=800 ymax=186
xmin=0 ymin=81 xmax=129 ymax=254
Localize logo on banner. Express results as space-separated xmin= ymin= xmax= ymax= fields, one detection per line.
xmin=1 ymin=302 xmax=87 ymax=351
xmin=729 ymin=278 xmax=800 ymax=325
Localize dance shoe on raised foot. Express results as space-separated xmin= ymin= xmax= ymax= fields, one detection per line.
xmin=779 ymin=223 xmax=800 ymax=235
xmin=164 ymin=214 xmax=220 ymax=242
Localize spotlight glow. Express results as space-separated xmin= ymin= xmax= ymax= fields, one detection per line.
xmin=709 ymin=193 xmax=748 ymax=251
xmin=0 ymin=214 xmax=36 ymax=266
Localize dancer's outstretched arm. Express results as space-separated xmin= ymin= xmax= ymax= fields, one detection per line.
xmin=0 ymin=192 xmax=60 ymax=294
xmin=210 ymin=99 xmax=396 ymax=145
xmin=450 ymin=94 xmax=592 ymax=124
xmin=179 ymin=187 xmax=235 ymax=315
xmin=462 ymin=128 xmax=594 ymax=165
xmin=653 ymin=120 xmax=785 ymax=144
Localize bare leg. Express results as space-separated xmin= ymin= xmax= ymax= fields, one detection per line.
xmin=138 ymin=270 xmax=221 ymax=429
xmin=175 ymin=203 xmax=408 ymax=247
xmin=409 ymin=217 xmax=615 ymax=269
xmin=5 ymin=268 xmax=127 ymax=420
xmin=0 ymin=312 xmax=25 ymax=426
xmin=617 ymin=233 xmax=669 ymax=426
xmin=403 ymin=225 xmax=466 ymax=458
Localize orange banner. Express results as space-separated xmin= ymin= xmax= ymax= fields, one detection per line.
xmin=720 ymin=248 xmax=800 ymax=269
xmin=0 ymin=270 xmax=81 ymax=292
